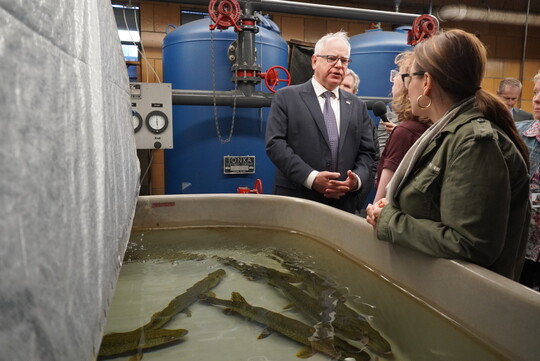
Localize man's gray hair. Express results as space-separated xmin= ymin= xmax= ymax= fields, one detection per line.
xmin=314 ymin=31 xmax=351 ymax=56
xmin=498 ymin=77 xmax=523 ymax=94
xmin=345 ymin=68 xmax=361 ymax=94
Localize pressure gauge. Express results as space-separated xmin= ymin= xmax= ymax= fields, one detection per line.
xmin=133 ymin=110 xmax=143 ymax=133
xmin=145 ymin=110 xmax=169 ymax=134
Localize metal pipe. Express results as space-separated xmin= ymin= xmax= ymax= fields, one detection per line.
xmin=172 ymin=89 xmax=390 ymax=109
xmin=172 ymin=89 xmax=274 ymax=107
xmin=438 ymin=4 xmax=540 ymax=27
xmin=256 ymin=0 xmax=418 ymax=24
xmin=154 ymin=0 xmax=419 ymax=25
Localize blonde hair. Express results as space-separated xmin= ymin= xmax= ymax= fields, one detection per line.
xmin=392 ymin=51 xmax=431 ymax=125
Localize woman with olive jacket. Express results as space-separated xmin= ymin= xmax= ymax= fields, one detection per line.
xmin=366 ymin=30 xmax=530 ymax=281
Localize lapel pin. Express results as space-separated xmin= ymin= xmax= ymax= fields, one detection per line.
xmin=346 ymin=100 xmax=351 ymax=104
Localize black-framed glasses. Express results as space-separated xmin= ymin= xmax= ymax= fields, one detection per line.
xmin=316 ymin=55 xmax=352 ymax=66
xmin=401 ymin=71 xmax=426 ymax=88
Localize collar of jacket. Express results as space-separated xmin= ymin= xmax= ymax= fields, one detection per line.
xmin=436 ymin=100 xmax=485 ymax=136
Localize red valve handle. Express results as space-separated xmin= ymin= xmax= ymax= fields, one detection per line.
xmin=208 ymin=0 xmax=242 ymax=31
xmin=237 ymin=179 xmax=263 ymax=194
xmin=408 ymin=14 xmax=438 ymax=46
xmin=261 ymin=66 xmax=291 ymax=93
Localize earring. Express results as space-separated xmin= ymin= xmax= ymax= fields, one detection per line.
xmin=417 ymin=94 xmax=432 ymax=110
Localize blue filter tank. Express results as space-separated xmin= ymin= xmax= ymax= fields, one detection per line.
xmin=163 ymin=16 xmax=288 ymax=194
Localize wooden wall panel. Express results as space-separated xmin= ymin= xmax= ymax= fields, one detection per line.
xmin=280 ymin=16 xmax=305 ymax=41
xmin=140 ymin=31 xmax=165 ymax=58
xmin=153 ymin=4 xmax=180 ymax=33
xmin=140 ymin=3 xmax=154 ymax=32
xmin=486 ymin=58 xmax=504 ymax=78
xmin=304 ymin=18 xmax=326 ymax=43
xmin=495 ymin=35 xmax=522 ymax=58
xmin=348 ymin=22 xmax=368 ymax=36
xmin=503 ymin=59 xmax=521 ymax=79
xmin=481 ymin=77 xmax=496 ymax=95
xmin=326 ymin=20 xmax=349 ymax=34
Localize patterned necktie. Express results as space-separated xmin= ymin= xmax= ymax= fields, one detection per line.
xmin=323 ymin=91 xmax=339 ymax=171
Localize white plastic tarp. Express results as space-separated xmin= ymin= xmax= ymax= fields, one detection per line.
xmin=0 ymin=0 xmax=140 ymax=360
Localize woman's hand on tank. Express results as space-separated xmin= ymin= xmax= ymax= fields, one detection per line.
xmin=365 ymin=198 xmax=388 ymax=228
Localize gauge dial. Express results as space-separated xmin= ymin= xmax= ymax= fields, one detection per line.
xmin=133 ymin=110 xmax=143 ymax=133
xmin=145 ymin=111 xmax=169 ymax=134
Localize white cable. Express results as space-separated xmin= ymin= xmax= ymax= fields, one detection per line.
xmin=122 ymin=6 xmax=161 ymax=83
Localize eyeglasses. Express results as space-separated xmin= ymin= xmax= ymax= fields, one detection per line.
xmin=316 ymin=55 xmax=352 ymax=66
xmin=390 ymin=69 xmax=399 ymax=83
xmin=401 ymin=71 xmax=426 ymax=88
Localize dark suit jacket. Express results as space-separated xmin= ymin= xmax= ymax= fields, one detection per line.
xmin=513 ymin=108 xmax=533 ymax=121
xmin=265 ymin=80 xmax=377 ymax=213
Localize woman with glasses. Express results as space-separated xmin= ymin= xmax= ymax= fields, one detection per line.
xmin=373 ymin=51 xmax=432 ymax=203
xmin=366 ymin=29 xmax=530 ymax=281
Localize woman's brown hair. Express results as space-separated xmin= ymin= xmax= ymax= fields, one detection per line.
xmin=413 ymin=29 xmax=529 ymax=164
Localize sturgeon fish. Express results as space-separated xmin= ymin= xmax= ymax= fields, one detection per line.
xmin=142 ymin=268 xmax=226 ymax=330
xmin=98 ymin=328 xmax=188 ymax=357
xmin=98 ymin=269 xmax=226 ymax=358
xmin=200 ymin=291 xmax=370 ymax=361
xmin=218 ymin=257 xmax=391 ymax=355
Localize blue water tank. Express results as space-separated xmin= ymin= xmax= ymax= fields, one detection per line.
xmin=349 ymin=27 xmax=412 ymax=101
xmin=163 ymin=16 xmax=288 ymax=194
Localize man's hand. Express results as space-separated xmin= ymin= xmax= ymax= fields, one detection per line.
xmin=312 ymin=171 xmax=341 ymax=195
xmin=324 ymin=170 xmax=358 ymax=199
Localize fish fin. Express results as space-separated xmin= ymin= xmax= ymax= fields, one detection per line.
xmin=296 ymin=346 xmax=316 ymax=359
xmin=183 ymin=308 xmax=192 ymax=317
xmin=257 ymin=327 xmax=273 ymax=339
xmin=282 ymin=302 xmax=295 ymax=310
xmin=231 ymin=292 xmax=247 ymax=303
xmin=198 ymin=291 xmax=216 ymax=302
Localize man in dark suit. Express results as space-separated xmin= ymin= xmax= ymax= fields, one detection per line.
xmin=265 ymin=32 xmax=377 ymax=214
xmin=497 ymin=78 xmax=533 ymax=121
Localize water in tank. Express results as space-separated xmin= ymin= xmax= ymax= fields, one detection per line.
xmin=163 ymin=15 xmax=288 ymax=194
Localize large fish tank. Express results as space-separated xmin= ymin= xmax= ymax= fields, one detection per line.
xmin=100 ymin=194 xmax=540 ymax=361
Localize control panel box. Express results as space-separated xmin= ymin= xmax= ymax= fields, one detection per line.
xmin=130 ymin=82 xmax=173 ymax=149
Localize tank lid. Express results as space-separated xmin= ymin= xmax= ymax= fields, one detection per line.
xmin=255 ymin=13 xmax=281 ymax=34
xmin=395 ymin=26 xmax=412 ymax=34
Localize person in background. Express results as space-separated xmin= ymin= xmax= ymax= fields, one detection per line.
xmin=366 ymin=29 xmax=530 ymax=281
xmin=376 ymin=72 xmax=399 ymax=155
xmin=339 ymin=68 xmax=379 ymax=213
xmin=516 ymin=70 xmax=540 ymax=290
xmin=340 ymin=68 xmax=360 ymax=95
xmin=498 ymin=78 xmax=533 ymax=121
xmin=266 ymin=31 xmax=377 ymax=214
xmin=373 ymin=51 xmax=432 ymax=203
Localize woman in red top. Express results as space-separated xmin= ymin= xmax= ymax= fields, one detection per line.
xmin=373 ymin=52 xmax=432 ymax=202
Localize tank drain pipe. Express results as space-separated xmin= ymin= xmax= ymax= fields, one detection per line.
xmin=437 ymin=4 xmax=540 ymax=27
xmin=172 ymin=89 xmax=273 ymax=107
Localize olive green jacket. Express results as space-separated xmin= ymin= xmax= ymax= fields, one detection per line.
xmin=377 ymin=106 xmax=530 ymax=280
